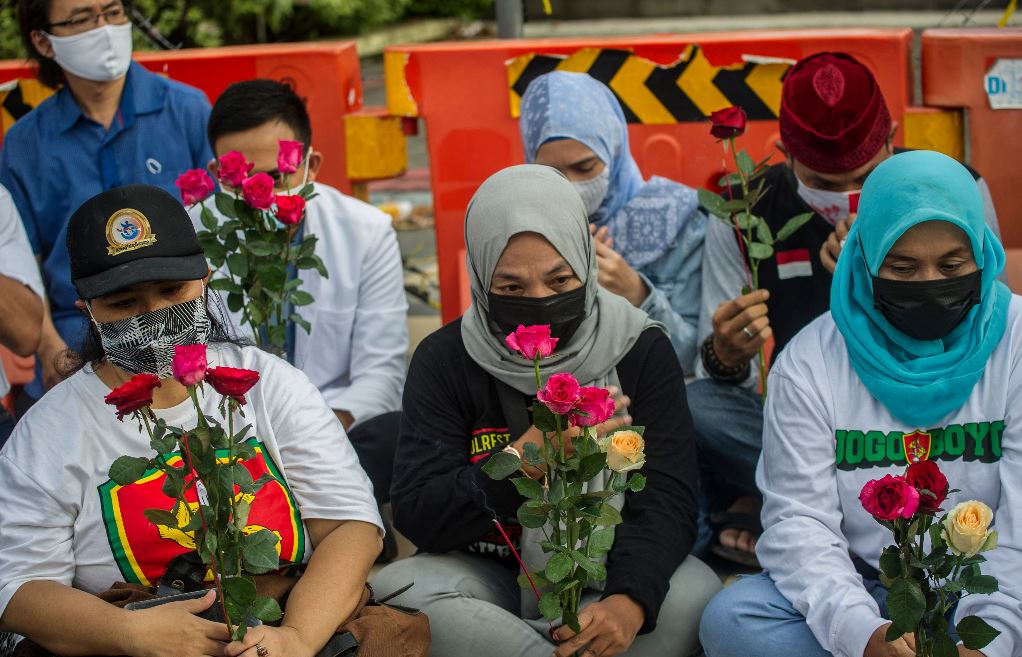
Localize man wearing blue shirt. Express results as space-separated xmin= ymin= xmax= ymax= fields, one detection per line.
xmin=1 ymin=0 xmax=213 ymax=400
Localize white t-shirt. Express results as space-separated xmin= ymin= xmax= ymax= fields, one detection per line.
xmin=192 ymin=183 xmax=408 ymax=426
xmin=757 ymin=296 xmax=1022 ymax=657
xmin=0 ymin=184 xmax=44 ymax=398
xmin=0 ymin=344 xmax=382 ymax=617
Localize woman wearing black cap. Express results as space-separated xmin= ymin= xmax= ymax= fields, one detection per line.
xmin=0 ymin=185 xmax=383 ymax=657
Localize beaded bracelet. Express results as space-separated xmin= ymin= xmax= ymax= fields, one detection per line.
xmin=700 ymin=334 xmax=750 ymax=384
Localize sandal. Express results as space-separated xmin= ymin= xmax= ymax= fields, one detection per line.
xmin=709 ymin=511 xmax=762 ymax=568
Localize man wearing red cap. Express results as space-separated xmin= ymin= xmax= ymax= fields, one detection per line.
xmin=688 ymin=52 xmax=1001 ymax=566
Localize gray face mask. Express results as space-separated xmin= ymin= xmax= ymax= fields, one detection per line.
xmin=90 ymin=296 xmax=211 ymax=379
xmin=571 ymin=167 xmax=610 ymax=217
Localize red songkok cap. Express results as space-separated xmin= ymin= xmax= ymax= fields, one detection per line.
xmin=779 ymin=52 xmax=892 ymax=174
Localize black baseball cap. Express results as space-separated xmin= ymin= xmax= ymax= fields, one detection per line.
xmin=68 ymin=184 xmax=209 ymax=299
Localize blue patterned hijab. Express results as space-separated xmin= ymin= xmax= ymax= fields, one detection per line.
xmin=830 ymin=150 xmax=1011 ymax=427
xmin=519 ymin=71 xmax=698 ymax=268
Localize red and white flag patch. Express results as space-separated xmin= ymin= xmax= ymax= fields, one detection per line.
xmin=776 ymin=248 xmax=813 ymax=280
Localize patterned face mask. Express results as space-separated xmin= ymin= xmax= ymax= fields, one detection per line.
xmin=90 ymin=296 xmax=211 ymax=379
xmin=572 ymin=167 xmax=610 ymax=217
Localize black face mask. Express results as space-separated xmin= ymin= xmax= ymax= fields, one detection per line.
xmin=872 ymin=269 xmax=982 ymax=341
xmin=487 ymin=286 xmax=587 ymax=345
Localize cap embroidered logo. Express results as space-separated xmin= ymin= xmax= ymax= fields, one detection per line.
xmin=106 ymin=208 xmax=157 ymax=256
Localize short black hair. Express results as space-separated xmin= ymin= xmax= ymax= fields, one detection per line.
xmin=18 ymin=0 xmax=134 ymax=89
xmin=207 ymin=79 xmax=312 ymax=154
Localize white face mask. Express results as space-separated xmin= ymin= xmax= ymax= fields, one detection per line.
xmin=572 ymin=167 xmax=610 ymax=217
xmin=795 ymin=176 xmax=861 ymax=225
xmin=44 ymin=23 xmax=133 ymax=82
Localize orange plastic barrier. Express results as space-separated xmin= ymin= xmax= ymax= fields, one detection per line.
xmin=385 ymin=30 xmax=913 ymax=323
xmin=921 ymin=29 xmax=1022 ymax=249
xmin=0 ymin=42 xmax=364 ymax=193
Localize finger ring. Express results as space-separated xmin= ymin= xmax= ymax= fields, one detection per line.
xmin=742 ymin=326 xmax=755 ymax=339
xmin=256 ymin=645 xmax=269 ymax=657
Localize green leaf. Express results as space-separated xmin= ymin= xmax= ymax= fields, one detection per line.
xmin=538 ymin=592 xmax=561 ymax=621
xmin=522 ymin=442 xmax=542 ymax=467
xmin=482 ymin=451 xmax=521 ymax=480
xmin=754 ymin=214 xmax=774 ymax=244
xmin=150 ymin=434 xmax=177 ymax=455
xmin=290 ymin=290 xmax=314 ymax=306
xmin=570 ymin=550 xmax=607 ymax=581
xmin=208 ymin=277 xmax=242 ymax=293
xmin=531 ymin=402 xmax=560 ymax=433
xmin=512 ymin=476 xmax=545 ymax=500
xmin=242 ymin=529 xmax=281 ymax=574
xmin=932 ymin=635 xmax=958 ymax=657
xmin=942 ymin=580 xmax=965 ymax=593
xmin=545 ymin=552 xmax=573 ymax=583
xmin=516 ymin=505 xmax=549 ymax=529
xmin=626 ymin=473 xmax=647 ymax=492
xmin=776 ymin=212 xmax=814 ymax=242
xmin=578 ymin=453 xmax=607 ymax=482
xmin=588 ymin=527 xmax=615 ymax=555
xmin=885 ymin=622 xmax=904 ymax=642
xmin=227 ymin=292 xmax=244 ymax=313
xmin=517 ymin=571 xmax=550 ymax=590
xmin=562 ymin=606 xmax=581 ymax=634
xmin=223 ymin=575 xmax=257 ymax=610
xmin=248 ymin=595 xmax=283 ymax=623
xmin=697 ymin=188 xmax=726 ymax=217
xmin=256 ymin=264 xmax=287 ymax=291
xmin=227 ymin=253 xmax=249 ymax=278
xmin=109 ymin=456 xmax=149 ymax=485
xmin=736 ymin=150 xmax=755 ymax=177
xmin=963 ymin=574 xmax=999 ymax=595
xmin=720 ymin=199 xmax=748 ymax=215
xmin=246 ymin=241 xmax=276 ymax=257
xmin=879 ymin=548 xmax=902 ymax=579
xmin=717 ymin=172 xmax=744 ymax=188
xmin=548 ymin=478 xmax=565 ymax=505
xmin=957 ymin=615 xmax=1001 ymax=650
xmin=201 ymin=205 xmax=219 ymax=231
xmin=746 ymin=242 xmax=774 ymax=261
xmin=143 ymin=508 xmax=179 ymax=527
xmin=595 ymin=503 xmax=623 ymax=527
xmin=233 ymin=463 xmax=255 ymax=492
xmin=886 ymin=578 xmax=926 ymax=632
xmin=215 ymin=192 xmax=239 ymax=219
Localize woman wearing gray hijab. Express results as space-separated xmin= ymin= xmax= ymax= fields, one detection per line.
xmin=373 ymin=165 xmax=720 ymax=657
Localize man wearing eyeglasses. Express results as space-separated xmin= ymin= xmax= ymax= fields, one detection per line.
xmin=0 ymin=0 xmax=214 ymax=407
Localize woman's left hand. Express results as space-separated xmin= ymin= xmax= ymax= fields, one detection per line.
xmin=551 ymin=594 xmax=645 ymax=657
xmin=589 ymin=225 xmax=648 ymax=307
xmin=224 ymin=625 xmax=315 ymax=657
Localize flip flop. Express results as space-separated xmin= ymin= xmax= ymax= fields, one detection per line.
xmin=709 ymin=511 xmax=762 ymax=568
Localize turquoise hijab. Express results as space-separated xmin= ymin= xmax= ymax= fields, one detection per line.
xmin=830 ymin=150 xmax=1011 ymax=428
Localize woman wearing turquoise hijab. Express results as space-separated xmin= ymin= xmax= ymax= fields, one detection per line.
xmin=519 ymin=71 xmax=708 ymax=372
xmin=699 ymin=151 xmax=1021 ymax=657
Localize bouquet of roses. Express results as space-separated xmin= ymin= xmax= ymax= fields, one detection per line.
xmin=696 ymin=106 xmax=814 ymax=394
xmin=106 ymin=345 xmax=282 ymax=639
xmin=175 ymin=140 xmax=327 ymax=354
xmin=859 ymin=457 xmax=1000 ymax=656
xmin=483 ymin=325 xmax=646 ymax=634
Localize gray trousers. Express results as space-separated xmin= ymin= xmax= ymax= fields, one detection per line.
xmin=371 ymin=551 xmax=721 ymax=657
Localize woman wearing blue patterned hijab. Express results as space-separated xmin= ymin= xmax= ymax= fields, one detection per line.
xmin=520 ymin=71 xmax=708 ymax=371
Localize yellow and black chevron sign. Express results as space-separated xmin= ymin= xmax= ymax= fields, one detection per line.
xmin=507 ymin=45 xmax=791 ymax=124
xmin=0 ymin=78 xmax=56 ymax=136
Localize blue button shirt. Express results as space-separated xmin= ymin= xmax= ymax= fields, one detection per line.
xmin=0 ymin=62 xmax=214 ymax=397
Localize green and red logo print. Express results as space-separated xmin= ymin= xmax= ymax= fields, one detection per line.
xmin=836 ymin=421 xmax=1004 ymax=471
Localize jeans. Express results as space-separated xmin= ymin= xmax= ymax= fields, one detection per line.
xmin=0 ymin=406 xmax=15 ymax=451
xmin=686 ymin=379 xmax=764 ymax=555
xmin=371 ymin=551 xmax=722 ymax=657
xmin=699 ymin=572 xmax=890 ymax=657
xmin=346 ymin=411 xmax=400 ymax=506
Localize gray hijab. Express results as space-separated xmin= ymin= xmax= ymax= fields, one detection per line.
xmin=460 ymin=164 xmax=661 ymax=394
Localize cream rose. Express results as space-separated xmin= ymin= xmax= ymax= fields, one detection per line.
xmin=943 ymin=500 xmax=998 ymax=557
xmin=599 ymin=430 xmax=645 ymax=473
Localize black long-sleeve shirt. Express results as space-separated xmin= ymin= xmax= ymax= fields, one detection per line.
xmin=391 ymin=320 xmax=698 ymax=632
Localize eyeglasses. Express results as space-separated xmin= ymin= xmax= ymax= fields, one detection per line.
xmin=47 ymin=5 xmax=128 ymax=33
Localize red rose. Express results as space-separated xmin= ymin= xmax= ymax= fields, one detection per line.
xmin=709 ymin=106 xmax=748 ymax=140
xmin=105 ymin=373 xmax=161 ymax=421
xmin=171 ymin=344 xmax=208 ymax=387
xmin=273 ymin=194 xmax=306 ymax=226
xmin=537 ymin=372 xmax=581 ymax=416
xmin=241 ymin=173 xmax=275 ymax=210
xmin=175 ymin=169 xmax=215 ymax=206
xmin=859 ymin=474 xmax=920 ymax=521
xmin=216 ymin=151 xmax=254 ymax=188
xmin=570 ymin=386 xmax=615 ymax=428
xmin=505 ymin=324 xmax=558 ymax=361
xmin=905 ymin=460 xmax=949 ymax=514
xmin=206 ymin=366 xmax=260 ymax=405
xmin=277 ymin=140 xmax=304 ymax=175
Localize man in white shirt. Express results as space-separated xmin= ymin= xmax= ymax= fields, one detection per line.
xmin=0 ymin=185 xmax=44 ymax=448
xmin=200 ymin=81 xmax=409 ymax=557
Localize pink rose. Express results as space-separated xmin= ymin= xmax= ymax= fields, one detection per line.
xmin=505 ymin=324 xmax=558 ymax=361
xmin=216 ymin=151 xmax=254 ymax=188
xmin=171 ymin=344 xmax=208 ymax=387
xmin=570 ymin=386 xmax=615 ymax=428
xmin=273 ymin=194 xmax=306 ymax=225
xmin=859 ymin=474 xmax=920 ymax=521
xmin=277 ymin=140 xmax=304 ymax=175
xmin=537 ymin=372 xmax=581 ymax=415
xmin=241 ymin=173 xmax=275 ymax=210
xmin=175 ymin=169 xmax=215 ymax=206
